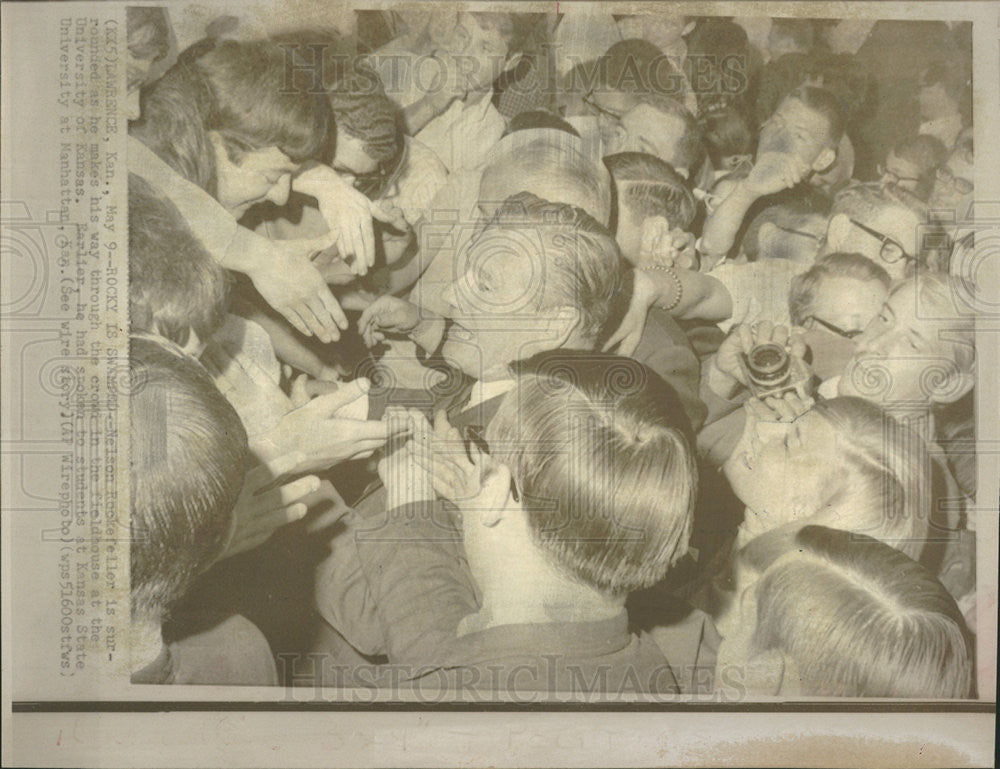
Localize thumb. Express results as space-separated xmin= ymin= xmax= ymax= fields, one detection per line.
xmin=305 ymin=377 xmax=371 ymax=416
xmin=368 ymin=200 xmax=397 ymax=223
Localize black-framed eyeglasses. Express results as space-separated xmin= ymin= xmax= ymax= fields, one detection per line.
xmin=582 ymin=93 xmax=627 ymax=123
xmin=848 ymin=218 xmax=912 ymax=264
xmin=463 ymin=425 xmax=519 ymax=502
xmin=333 ymin=141 xmax=407 ymax=201
xmin=775 ymin=224 xmax=826 ymax=247
xmin=877 ymin=164 xmax=921 ymax=184
xmin=806 ymin=315 xmax=863 ymax=340
xmin=935 ymin=165 xmax=974 ymax=195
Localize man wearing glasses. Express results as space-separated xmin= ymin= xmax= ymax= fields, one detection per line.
xmin=581 ymin=40 xmax=704 ymax=179
xmin=821 ymin=182 xmax=926 ymax=282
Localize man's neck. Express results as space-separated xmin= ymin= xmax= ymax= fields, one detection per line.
xmin=460 ymin=553 xmax=623 ymax=635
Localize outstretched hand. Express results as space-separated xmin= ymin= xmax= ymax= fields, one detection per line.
xmin=252 ymin=235 xmax=349 ymax=343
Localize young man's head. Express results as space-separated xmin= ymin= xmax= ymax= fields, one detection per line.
xmin=822 ymin=182 xmax=926 ymax=281
xmin=441 ymin=192 xmax=627 ymax=382
xmin=881 ymin=134 xmax=947 ymax=201
xmin=129 ymin=175 xmax=229 ymax=355
xmin=839 ymin=272 xmax=976 ymax=409
xmin=327 ymin=65 xmax=402 ymax=199
xmin=604 ymin=151 xmax=697 ymax=265
xmin=700 ymin=107 xmax=754 ymax=173
xmin=718 ymin=525 xmax=973 ymax=698
xmin=474 ymin=349 xmax=697 ymax=598
xmin=586 ymin=40 xmax=703 ymax=176
xmin=757 ymin=86 xmax=845 ymax=175
xmin=130 ymin=336 xmax=248 ymax=629
xmin=789 ymin=252 xmax=891 ymax=339
xmin=739 ymin=187 xmax=831 ymax=264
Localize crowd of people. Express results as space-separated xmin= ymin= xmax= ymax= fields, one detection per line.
xmin=125 ymin=8 xmax=978 ymax=699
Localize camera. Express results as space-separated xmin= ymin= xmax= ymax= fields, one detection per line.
xmin=739 ymin=342 xmax=812 ymax=399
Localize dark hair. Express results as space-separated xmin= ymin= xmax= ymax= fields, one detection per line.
xmin=699 ymin=107 xmax=753 ymax=166
xmin=604 ymin=151 xmax=697 ymax=231
xmin=503 ymin=109 xmax=581 ymax=138
xmin=751 ymin=525 xmax=974 ymax=698
xmin=785 ymin=84 xmax=846 ymax=145
xmin=131 ymin=39 xmax=329 ymax=195
xmin=127 ymin=6 xmax=170 ymax=62
xmin=129 ymin=175 xmax=229 ymax=347
xmin=597 ymin=39 xmax=689 ymax=104
xmin=489 ymin=349 xmax=697 ymax=595
xmin=739 ymin=186 xmax=831 ymax=261
xmin=888 ymin=133 xmax=948 ymax=200
xmin=130 ymin=336 xmax=248 ymax=622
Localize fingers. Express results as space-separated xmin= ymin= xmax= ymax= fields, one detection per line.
xmin=316 ymin=287 xmax=349 ymax=333
xmin=619 ymin=328 xmax=642 ymax=358
xmin=280 ymin=304 xmax=312 ymax=338
xmin=302 ymin=379 xmax=370 ymax=417
xmin=290 ymin=374 xmax=310 ymax=408
xmin=602 ymin=326 xmax=625 ymax=352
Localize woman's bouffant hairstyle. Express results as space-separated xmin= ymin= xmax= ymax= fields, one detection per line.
xmin=131 ymin=38 xmax=329 ymax=196
xmin=747 ymin=525 xmax=974 ymax=698
xmin=487 ymin=349 xmax=697 ymax=596
xmin=808 ymin=397 xmax=933 ymax=558
xmin=788 ymin=251 xmax=891 ymax=326
xmin=130 ymin=336 xmax=248 ymax=623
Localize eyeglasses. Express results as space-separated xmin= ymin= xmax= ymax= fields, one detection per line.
xmin=464 ymin=425 xmax=519 ymax=502
xmin=806 ymin=315 xmax=863 ymax=339
xmin=582 ymin=93 xmax=627 ymax=124
xmin=877 ymin=164 xmax=921 ymax=184
xmin=935 ymin=165 xmax=974 ymax=195
xmin=333 ymin=142 xmax=407 ymax=201
xmin=775 ymin=225 xmax=826 ymax=247
xmin=848 ymin=218 xmax=913 ymax=264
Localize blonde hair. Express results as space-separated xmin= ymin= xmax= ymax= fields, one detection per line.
xmin=752 ymin=525 xmax=973 ymax=698
xmin=487 ymin=350 xmax=697 ymax=595
xmin=809 ymin=397 xmax=933 ymax=558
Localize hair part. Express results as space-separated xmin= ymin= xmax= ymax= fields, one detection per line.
xmin=488 ymin=350 xmax=697 ymax=595
xmin=130 ymin=336 xmax=248 ymax=623
xmin=604 ymin=151 xmax=697 ymax=231
xmin=751 ymin=525 xmax=973 ymax=698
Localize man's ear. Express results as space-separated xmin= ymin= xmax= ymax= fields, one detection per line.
xmin=812 ymin=146 xmax=837 ymax=173
xmin=535 ymin=306 xmax=581 ymax=351
xmin=641 ymin=215 xmax=672 ymax=257
xmin=479 ymin=463 xmax=516 ymax=528
xmin=826 ymin=213 xmax=850 ymax=251
xmin=756 ymin=221 xmax=780 ymax=255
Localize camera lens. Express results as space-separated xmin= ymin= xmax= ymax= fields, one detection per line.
xmin=747 ymin=342 xmax=790 ymax=385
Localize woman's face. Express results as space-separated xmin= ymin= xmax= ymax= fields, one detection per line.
xmin=723 ymin=409 xmax=840 ymax=539
xmin=212 ymin=141 xmax=299 ymax=219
